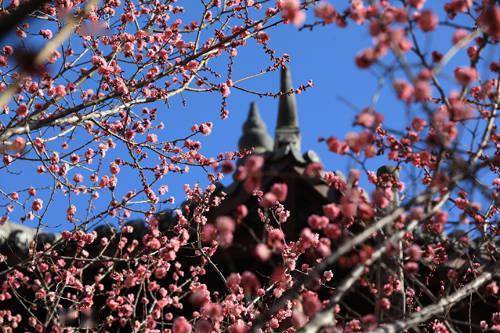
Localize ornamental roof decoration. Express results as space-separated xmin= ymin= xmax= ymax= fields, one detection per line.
xmin=237 ymin=102 xmax=274 ymax=154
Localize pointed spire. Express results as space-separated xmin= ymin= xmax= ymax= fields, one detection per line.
xmin=275 ymin=66 xmax=301 ymax=152
xmin=238 ymin=102 xmax=273 ymax=153
xmin=277 ymin=66 xmax=299 ymax=128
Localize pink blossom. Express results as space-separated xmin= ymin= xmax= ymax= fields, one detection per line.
xmin=9 ymin=136 xmax=26 ymax=152
xmin=16 ymin=104 xmax=29 ymax=117
xmin=454 ymin=67 xmax=478 ymax=85
xmin=362 ymin=314 xmax=377 ymax=330
xmin=39 ymin=29 xmax=53 ymax=39
xmin=346 ymin=319 xmax=362 ymax=332
xmin=55 ymin=85 xmax=67 ymax=97
xmin=216 ymin=216 xmax=235 ymax=247
xmin=32 ymin=198 xmax=43 ymax=211
xmin=417 ymin=10 xmax=438 ymax=32
xmin=267 ymin=228 xmax=285 ymax=249
xmin=190 ymin=285 xmax=210 ymax=306
xmin=414 ymin=80 xmax=432 ymax=101
xmin=324 ymin=223 xmax=342 ymax=240
xmin=323 ymin=270 xmax=333 ymax=281
xmin=244 ymin=155 xmax=264 ymax=174
xmin=124 ymin=41 xmax=134 ymax=53
xmin=199 ymin=122 xmax=213 ymax=135
xmin=327 ymin=137 xmax=348 ymax=154
xmin=406 ymin=245 xmax=423 ymax=261
xmin=260 ymin=192 xmax=277 ymax=208
xmin=485 ymin=282 xmax=498 ymax=295
xmin=355 ymin=48 xmax=377 ymax=69
xmin=411 ymin=117 xmax=427 ymax=132
xmin=378 ymin=297 xmax=391 ymax=310
xmin=185 ymin=60 xmax=199 ymax=71
xmin=147 ymin=238 xmax=161 ymax=250
xmin=114 ymin=78 xmax=129 ymax=95
xmin=240 ymin=271 xmax=261 ymax=296
xmin=302 ymin=291 xmax=321 ymax=316
xmin=173 ymin=317 xmax=192 ymax=333
xmin=323 ymin=203 xmax=340 ymax=220
xmin=109 ymin=162 xmax=120 ymax=175
xmin=355 ymin=110 xmax=378 ymax=128
xmin=194 ymin=319 xmax=213 ymax=333
xmin=445 ymin=0 xmax=472 ymax=16
xmin=394 ymin=80 xmax=414 ymax=103
xmin=279 ymin=0 xmax=306 ymax=26
xmin=448 ymin=95 xmax=474 ymax=121
xmin=28 ymin=187 xmax=36 ymax=196
xmin=371 ymin=188 xmax=393 ymax=209
xmin=243 ymin=174 xmax=261 ymax=193
xmin=308 ymin=214 xmax=329 ymax=230
xmin=146 ymin=133 xmax=158 ymax=143
xmin=340 ymin=188 xmax=374 ymax=219
xmin=226 ymin=273 xmax=241 ymax=292
xmin=220 ymin=83 xmax=231 ymax=98
xmin=215 ymin=216 xmax=235 ymax=233
xmin=255 ymin=243 xmax=271 ymax=261
xmin=315 ymin=1 xmax=337 ymax=24
xmin=3 ymin=45 xmax=13 ymax=55
xmin=478 ymin=3 xmax=500 ymax=40
xmin=201 ymin=224 xmax=217 ymax=243
xmin=408 ymin=0 xmax=425 ymax=9
xmin=270 ymin=183 xmax=288 ymax=202
xmin=235 ymin=204 xmax=248 ymax=219
xmin=221 ymin=161 xmax=235 ymax=174
xmin=73 ymin=173 xmax=84 ymax=183
xmin=493 ymin=312 xmax=500 ymax=325
xmin=452 ymin=29 xmax=469 ymax=45
xmin=432 ymin=321 xmax=450 ymax=333
xmin=228 ymin=320 xmax=248 ymax=333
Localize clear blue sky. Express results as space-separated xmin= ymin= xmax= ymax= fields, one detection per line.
xmin=2 ymin=1 xmax=494 ymax=232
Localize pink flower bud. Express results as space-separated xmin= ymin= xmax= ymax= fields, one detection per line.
xmin=417 ymin=10 xmax=438 ymax=32
xmin=31 ymin=198 xmax=43 ymax=211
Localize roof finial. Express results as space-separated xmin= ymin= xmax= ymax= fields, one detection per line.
xmin=238 ymin=102 xmax=273 ymax=154
xmin=275 ymin=66 xmax=301 ymax=152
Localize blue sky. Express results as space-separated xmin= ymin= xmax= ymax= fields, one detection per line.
xmin=2 ymin=1 xmax=496 ymax=232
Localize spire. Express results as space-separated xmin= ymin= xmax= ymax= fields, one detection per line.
xmin=238 ymin=102 xmax=273 ymax=154
xmin=275 ymin=66 xmax=301 ymax=152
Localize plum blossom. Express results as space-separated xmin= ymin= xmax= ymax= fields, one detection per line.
xmin=323 ymin=203 xmax=340 ymax=220
xmin=255 ymin=243 xmax=271 ymax=261
xmin=39 ymin=29 xmax=53 ymax=39
xmin=278 ymin=0 xmax=306 ymax=26
xmin=16 ymin=104 xmax=28 ymax=117
xmin=31 ymin=198 xmax=43 ymax=211
xmin=340 ymin=188 xmax=374 ymax=219
xmin=216 ymin=216 xmax=235 ymax=247
xmin=307 ymin=214 xmax=329 ymax=230
xmin=173 ymin=316 xmax=192 ymax=333
xmin=417 ymin=10 xmax=439 ymax=32
xmin=220 ymin=83 xmax=231 ymax=98
xmin=9 ymin=137 xmax=26 ymax=152
xmin=315 ymin=1 xmax=337 ymax=24
xmin=301 ymin=291 xmax=321 ymax=316
xmin=454 ymin=67 xmax=478 ymax=85
xmin=270 ymin=183 xmax=288 ymax=202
